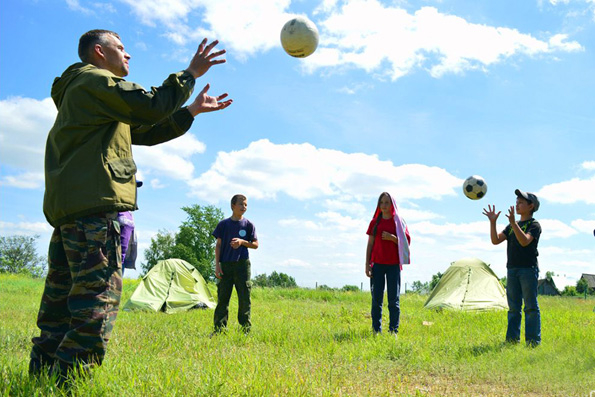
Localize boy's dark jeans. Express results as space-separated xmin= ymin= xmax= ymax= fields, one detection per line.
xmin=506 ymin=267 xmax=541 ymax=345
xmin=214 ymin=259 xmax=252 ymax=332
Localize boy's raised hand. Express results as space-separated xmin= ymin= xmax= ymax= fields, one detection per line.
xmin=506 ymin=205 xmax=516 ymax=224
xmin=482 ymin=204 xmax=500 ymax=222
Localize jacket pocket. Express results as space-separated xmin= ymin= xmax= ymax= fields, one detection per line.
xmin=107 ymin=157 xmax=137 ymax=182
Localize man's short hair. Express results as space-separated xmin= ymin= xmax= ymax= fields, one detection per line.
xmin=78 ymin=29 xmax=120 ymax=63
xmin=231 ymin=194 xmax=247 ymax=206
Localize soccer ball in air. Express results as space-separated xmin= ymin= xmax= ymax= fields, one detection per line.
xmin=463 ymin=175 xmax=487 ymax=200
xmin=280 ymin=16 xmax=319 ymax=58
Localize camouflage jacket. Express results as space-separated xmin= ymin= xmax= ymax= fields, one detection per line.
xmin=44 ymin=63 xmax=195 ymax=227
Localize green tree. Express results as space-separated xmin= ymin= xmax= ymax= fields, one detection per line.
xmin=142 ymin=205 xmax=224 ymax=280
xmin=0 ymin=235 xmax=46 ymax=277
xmin=429 ymin=272 xmax=443 ymax=291
xmin=175 ymin=205 xmax=224 ymax=280
xmin=576 ymin=278 xmax=589 ymax=295
xmin=341 ymin=285 xmax=360 ymax=292
xmin=500 ymin=276 xmax=507 ymax=288
xmin=410 ymin=280 xmax=429 ymax=294
xmin=252 ymin=274 xmax=269 ymax=287
xmin=142 ymin=230 xmax=177 ymax=275
xmin=545 ymin=271 xmax=555 ymax=281
xmin=561 ymin=285 xmax=577 ymax=296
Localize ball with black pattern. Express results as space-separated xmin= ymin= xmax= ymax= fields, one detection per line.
xmin=463 ymin=175 xmax=487 ymax=200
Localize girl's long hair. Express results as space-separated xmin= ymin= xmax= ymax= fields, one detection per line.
xmin=372 ymin=192 xmax=392 ymax=237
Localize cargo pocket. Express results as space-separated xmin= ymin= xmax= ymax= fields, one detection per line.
xmin=107 ymin=157 xmax=137 ymax=183
xmin=111 ymin=218 xmax=122 ymax=269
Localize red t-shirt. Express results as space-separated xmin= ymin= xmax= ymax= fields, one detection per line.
xmin=367 ymin=217 xmax=399 ymax=265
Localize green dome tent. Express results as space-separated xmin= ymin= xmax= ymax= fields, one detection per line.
xmin=123 ymin=258 xmax=216 ymax=313
xmin=424 ymin=257 xmax=508 ymax=311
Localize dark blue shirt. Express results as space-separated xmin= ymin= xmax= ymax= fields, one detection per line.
xmin=212 ymin=217 xmax=257 ymax=263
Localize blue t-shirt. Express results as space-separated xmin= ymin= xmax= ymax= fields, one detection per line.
xmin=212 ymin=217 xmax=258 ymax=263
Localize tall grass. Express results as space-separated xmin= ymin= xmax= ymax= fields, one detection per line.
xmin=1 ymin=274 xmax=594 ymax=396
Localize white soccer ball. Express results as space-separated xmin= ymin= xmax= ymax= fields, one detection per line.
xmin=280 ymin=16 xmax=319 ymax=58
xmin=463 ymin=175 xmax=487 ymax=200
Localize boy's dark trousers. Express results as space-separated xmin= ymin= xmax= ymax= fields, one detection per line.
xmin=214 ymin=259 xmax=252 ymax=331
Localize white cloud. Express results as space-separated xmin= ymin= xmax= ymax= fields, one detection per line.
xmin=150 ymin=179 xmax=166 ymax=189
xmin=399 ymin=208 xmax=443 ymax=222
xmin=0 ymin=97 xmax=56 ymax=173
xmin=570 ymin=218 xmax=595 ymax=234
xmin=278 ymin=218 xmax=320 ymax=230
xmin=538 ymin=175 xmax=595 ymax=204
xmin=409 ymin=220 xmax=487 ymax=237
xmin=323 ymin=198 xmax=367 ymax=215
xmin=188 ymin=139 xmax=462 ymax=203
xmin=0 ymin=221 xmax=52 ymax=236
xmin=121 ymin=0 xmax=292 ymax=60
xmin=66 ymin=0 xmax=94 ymax=15
xmin=129 ymin=133 xmax=206 ymax=181
xmin=0 ymin=96 xmax=207 ymax=189
xmin=539 ymin=218 xmax=580 ymax=239
xmin=276 ymin=258 xmax=315 ymax=269
xmin=315 ymin=210 xmax=366 ymax=232
xmin=582 ymin=161 xmax=595 ymax=170
xmin=305 ymin=2 xmax=582 ymax=80
xmin=0 ymin=172 xmax=44 ymax=189
xmin=119 ymin=1 xmax=581 ymax=79
xmin=548 ymin=33 xmax=583 ymax=51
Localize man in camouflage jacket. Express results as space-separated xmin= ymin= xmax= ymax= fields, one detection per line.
xmin=30 ymin=29 xmax=232 ymax=382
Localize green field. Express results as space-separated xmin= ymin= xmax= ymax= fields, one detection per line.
xmin=1 ymin=274 xmax=594 ymax=396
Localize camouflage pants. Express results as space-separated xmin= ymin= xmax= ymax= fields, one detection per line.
xmin=30 ymin=212 xmax=122 ymax=369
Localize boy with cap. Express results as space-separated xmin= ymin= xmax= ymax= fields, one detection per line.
xmin=483 ymin=189 xmax=542 ymax=346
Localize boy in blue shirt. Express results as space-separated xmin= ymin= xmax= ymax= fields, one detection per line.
xmin=212 ymin=194 xmax=258 ymax=333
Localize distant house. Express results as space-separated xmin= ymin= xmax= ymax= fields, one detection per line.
xmin=580 ymin=274 xmax=595 ymax=291
xmin=537 ymin=278 xmax=560 ymax=296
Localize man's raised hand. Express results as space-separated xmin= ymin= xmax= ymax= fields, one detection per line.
xmin=186 ymin=38 xmax=227 ymax=79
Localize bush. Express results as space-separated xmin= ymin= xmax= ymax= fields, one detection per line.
xmin=317 ymin=284 xmax=335 ymax=291
xmin=253 ymin=271 xmax=297 ymax=288
xmin=561 ymin=286 xmax=577 ymax=296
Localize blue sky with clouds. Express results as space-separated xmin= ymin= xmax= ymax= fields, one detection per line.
xmin=1 ymin=0 xmax=594 ymax=288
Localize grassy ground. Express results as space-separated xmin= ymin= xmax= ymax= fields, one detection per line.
xmin=1 ymin=274 xmax=594 ymax=396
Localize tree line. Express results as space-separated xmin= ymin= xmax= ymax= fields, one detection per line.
xmin=2 ymin=220 xmax=594 ymax=296
xmin=408 ymin=270 xmax=594 ymax=296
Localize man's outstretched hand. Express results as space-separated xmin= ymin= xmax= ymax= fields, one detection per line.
xmin=187 ymin=84 xmax=233 ymax=116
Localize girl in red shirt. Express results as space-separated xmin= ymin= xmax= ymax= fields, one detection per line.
xmin=365 ymin=192 xmax=410 ymax=334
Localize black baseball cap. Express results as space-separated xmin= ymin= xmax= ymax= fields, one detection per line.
xmin=515 ymin=189 xmax=539 ymax=212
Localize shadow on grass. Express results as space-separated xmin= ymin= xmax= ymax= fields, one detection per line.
xmin=468 ymin=341 xmax=511 ymax=357
xmin=332 ymin=329 xmax=372 ymax=343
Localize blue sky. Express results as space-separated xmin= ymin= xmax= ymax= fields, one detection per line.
xmin=1 ymin=0 xmax=594 ymax=289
